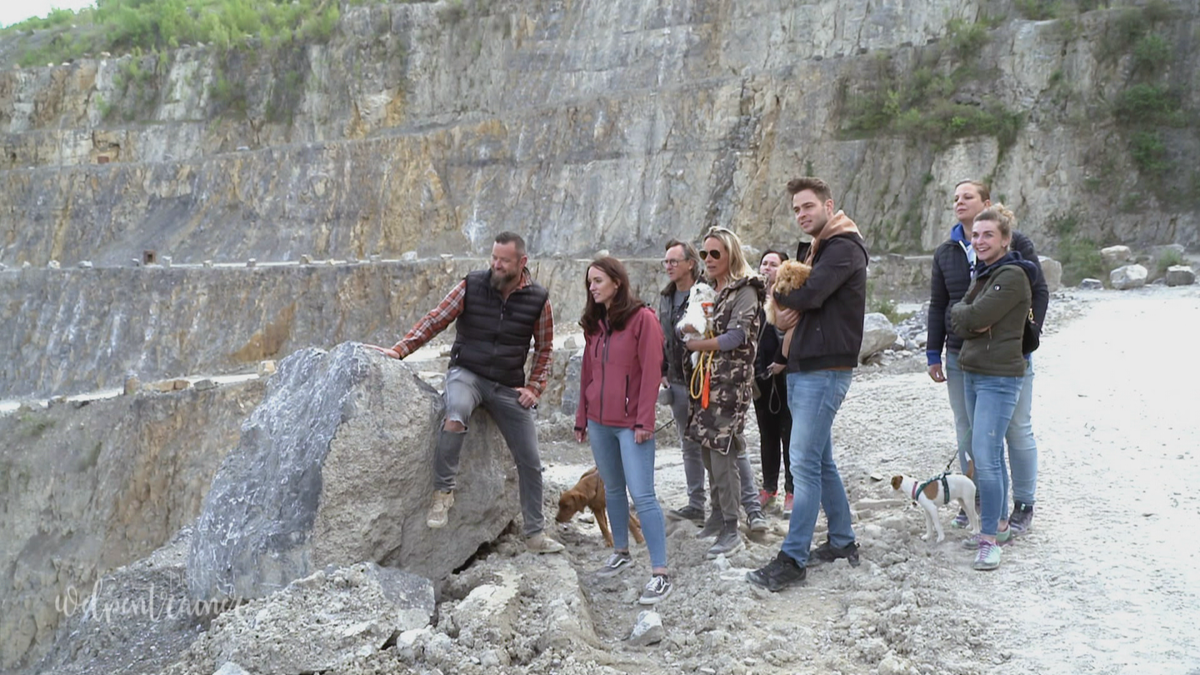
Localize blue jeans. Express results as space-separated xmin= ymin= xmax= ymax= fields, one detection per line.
xmin=781 ymin=370 xmax=854 ymax=566
xmin=947 ymin=354 xmax=1038 ymax=510
xmin=944 ymin=352 xmax=974 ymax=476
xmin=962 ymin=372 xmax=1023 ymax=536
xmin=587 ymin=421 xmax=669 ymax=569
xmin=1006 ymin=359 xmax=1037 ymax=506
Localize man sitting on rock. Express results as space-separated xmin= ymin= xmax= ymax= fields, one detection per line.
xmin=367 ymin=232 xmax=564 ymax=554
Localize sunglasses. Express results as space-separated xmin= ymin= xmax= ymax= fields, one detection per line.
xmin=698 ymin=249 xmax=722 ymax=260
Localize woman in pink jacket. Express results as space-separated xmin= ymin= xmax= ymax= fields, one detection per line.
xmin=574 ymin=257 xmax=670 ymax=605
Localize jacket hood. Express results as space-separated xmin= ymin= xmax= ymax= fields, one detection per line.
xmin=722 ymin=273 xmax=767 ymax=302
xmin=976 ymin=251 xmax=1039 ymax=287
xmin=951 ymin=222 xmax=970 ymax=244
xmin=804 ymin=211 xmax=862 ymax=264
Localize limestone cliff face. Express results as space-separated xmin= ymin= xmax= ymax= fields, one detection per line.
xmin=0 ymin=381 xmax=265 ymax=670
xmin=1 ymin=0 xmax=1196 ymax=270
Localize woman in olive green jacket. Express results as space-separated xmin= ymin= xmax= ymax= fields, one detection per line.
xmin=949 ymin=205 xmax=1039 ymax=571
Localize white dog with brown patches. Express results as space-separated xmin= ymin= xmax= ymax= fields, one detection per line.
xmin=891 ymin=462 xmax=979 ymax=543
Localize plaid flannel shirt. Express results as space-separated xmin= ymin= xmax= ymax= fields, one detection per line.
xmin=391 ymin=270 xmax=555 ymax=395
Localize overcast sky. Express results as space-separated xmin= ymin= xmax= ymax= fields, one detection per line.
xmin=1 ymin=0 xmax=96 ymax=29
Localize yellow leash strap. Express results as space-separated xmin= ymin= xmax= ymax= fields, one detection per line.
xmin=688 ymin=335 xmax=715 ymax=406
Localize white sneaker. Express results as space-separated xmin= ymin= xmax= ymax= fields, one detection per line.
xmin=426 ymin=490 xmax=454 ymax=529
xmin=526 ymin=533 xmax=565 ymax=554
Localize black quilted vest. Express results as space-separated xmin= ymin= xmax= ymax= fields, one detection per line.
xmin=450 ymin=269 xmax=549 ymax=388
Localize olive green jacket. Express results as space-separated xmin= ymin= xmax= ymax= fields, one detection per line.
xmin=950 ymin=264 xmax=1032 ymax=378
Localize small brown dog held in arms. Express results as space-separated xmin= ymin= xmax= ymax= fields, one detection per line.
xmin=556 ymin=467 xmax=644 ymax=548
xmin=765 ymin=260 xmax=812 ymax=359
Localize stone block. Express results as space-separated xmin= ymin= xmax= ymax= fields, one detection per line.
xmin=1110 ymin=264 xmax=1148 ymax=290
xmin=194 ymin=378 xmax=217 ymax=391
xmin=629 ymin=610 xmax=664 ymax=646
xmin=47 ymin=260 xmax=60 ymax=269
xmin=1101 ymin=245 xmax=1132 ymax=266
xmin=186 ymin=344 xmax=520 ymax=601
xmin=78 ymin=260 xmax=93 ymax=269
xmin=1079 ymin=278 xmax=1103 ymax=290
xmin=257 ymin=360 xmax=277 ymax=377
xmin=1038 ymin=256 xmax=1062 ymax=293
xmin=1165 ymin=265 xmax=1196 ymax=287
xmin=860 ymin=313 xmax=898 ymax=363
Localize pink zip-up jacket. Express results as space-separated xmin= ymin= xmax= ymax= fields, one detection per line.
xmin=575 ymin=306 xmax=665 ymax=432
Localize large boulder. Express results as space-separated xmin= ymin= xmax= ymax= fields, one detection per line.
xmin=1100 ymin=245 xmax=1133 ymax=266
xmin=1110 ymin=264 xmax=1148 ymax=291
xmin=860 ymin=313 xmax=898 ymax=362
xmin=1038 ymin=256 xmax=1063 ymax=293
xmin=187 ymin=343 xmax=519 ymax=601
xmin=1165 ymin=265 xmax=1196 ymax=287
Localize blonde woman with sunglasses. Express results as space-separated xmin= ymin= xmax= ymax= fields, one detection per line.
xmin=681 ymin=227 xmax=766 ymax=559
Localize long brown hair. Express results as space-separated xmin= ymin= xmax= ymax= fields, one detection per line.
xmin=579 ymin=257 xmax=645 ymax=334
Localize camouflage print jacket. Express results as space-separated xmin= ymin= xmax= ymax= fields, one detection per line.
xmin=684 ymin=275 xmax=766 ymax=455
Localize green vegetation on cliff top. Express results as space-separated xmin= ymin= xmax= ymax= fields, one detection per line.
xmin=0 ymin=0 xmax=381 ymax=66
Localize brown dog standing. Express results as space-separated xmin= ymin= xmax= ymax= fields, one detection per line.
xmin=556 ymin=467 xmax=645 ymax=547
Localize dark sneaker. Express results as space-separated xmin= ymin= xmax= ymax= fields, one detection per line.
xmin=747 ymin=510 xmax=769 ymax=533
xmin=638 ymin=574 xmax=673 ymax=605
xmin=668 ymin=504 xmax=706 ymax=524
xmin=1008 ymin=502 xmax=1034 ymax=535
xmin=596 ymin=551 xmax=633 ymax=578
xmin=706 ymin=522 xmax=744 ymax=559
xmin=809 ymin=540 xmax=861 ymax=567
xmin=746 ymin=551 xmax=807 ymax=592
xmin=950 ymin=509 xmax=970 ymax=529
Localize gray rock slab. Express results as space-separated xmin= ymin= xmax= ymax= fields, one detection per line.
xmin=860 ymin=313 xmax=898 ymax=362
xmin=187 ymin=343 xmax=519 ymax=601
xmin=629 ymin=610 xmax=664 ymax=646
xmin=1165 ymin=265 xmax=1196 ymax=287
xmin=1110 ymin=264 xmax=1148 ymax=291
xmin=1079 ymin=278 xmax=1104 ymax=290
xmin=1038 ymin=256 xmax=1062 ymax=293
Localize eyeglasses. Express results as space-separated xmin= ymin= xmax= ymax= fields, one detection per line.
xmin=698 ymin=249 xmax=722 ymax=261
xmin=661 ymin=258 xmax=684 ymax=267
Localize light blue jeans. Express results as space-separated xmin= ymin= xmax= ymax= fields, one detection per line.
xmin=947 ymin=353 xmax=1038 ymax=510
xmin=962 ymin=372 xmax=1023 ymax=536
xmin=587 ymin=421 xmax=669 ymax=569
xmin=781 ymin=370 xmax=854 ymax=566
xmin=1006 ymin=360 xmax=1038 ymax=507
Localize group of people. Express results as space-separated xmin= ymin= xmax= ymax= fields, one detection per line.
xmin=366 ymin=174 xmax=1045 ymax=606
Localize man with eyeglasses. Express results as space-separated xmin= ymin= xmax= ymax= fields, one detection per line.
xmin=366 ymin=232 xmax=564 ymax=555
xmin=746 ymin=177 xmax=868 ymax=592
xmin=657 ymin=239 xmax=768 ymax=534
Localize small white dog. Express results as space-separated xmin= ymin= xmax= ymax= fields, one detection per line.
xmin=891 ymin=462 xmax=979 ymax=543
xmin=676 ymin=282 xmax=716 ymax=368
